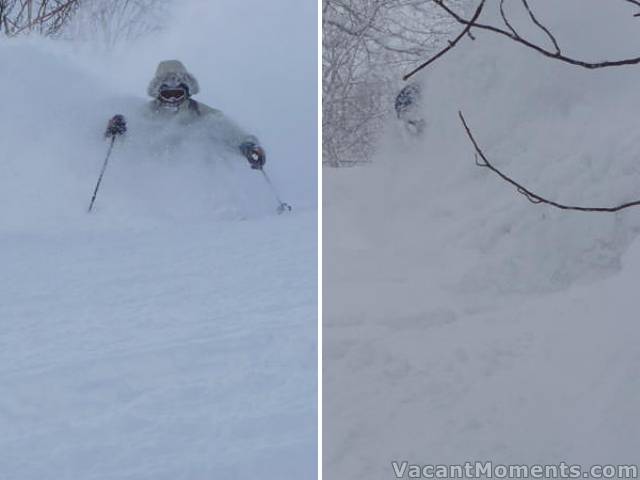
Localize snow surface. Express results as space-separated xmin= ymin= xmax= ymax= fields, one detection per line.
xmin=324 ymin=1 xmax=640 ymax=477
xmin=0 ymin=2 xmax=317 ymax=476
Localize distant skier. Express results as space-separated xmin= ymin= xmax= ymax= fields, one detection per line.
xmin=394 ymin=82 xmax=425 ymax=135
xmin=105 ymin=60 xmax=266 ymax=170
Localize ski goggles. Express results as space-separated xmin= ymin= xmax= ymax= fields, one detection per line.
xmin=159 ymin=86 xmax=187 ymax=102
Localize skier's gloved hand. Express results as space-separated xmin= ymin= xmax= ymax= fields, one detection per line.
xmin=239 ymin=142 xmax=266 ymax=170
xmin=105 ymin=114 xmax=127 ymax=138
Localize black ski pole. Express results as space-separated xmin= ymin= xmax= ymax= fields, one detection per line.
xmin=88 ymin=135 xmax=116 ymax=213
xmin=259 ymin=168 xmax=292 ymax=214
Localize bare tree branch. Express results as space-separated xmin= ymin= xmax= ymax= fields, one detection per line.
xmin=405 ymin=0 xmax=640 ymax=79
xmin=61 ymin=0 xmax=168 ymax=49
xmin=520 ymin=0 xmax=560 ymax=55
xmin=458 ymin=110 xmax=640 ymax=213
xmin=1 ymin=0 xmax=80 ymax=36
xmin=403 ymin=0 xmax=484 ymax=80
xmin=499 ymin=0 xmax=517 ymax=38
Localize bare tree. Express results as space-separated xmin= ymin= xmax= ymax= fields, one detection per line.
xmin=322 ymin=0 xmax=468 ymax=167
xmin=64 ymin=0 xmax=168 ymax=50
xmin=0 ymin=0 xmax=80 ymax=37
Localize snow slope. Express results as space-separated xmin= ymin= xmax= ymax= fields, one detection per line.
xmin=324 ymin=1 xmax=640 ymax=477
xmin=0 ymin=35 xmax=316 ymax=480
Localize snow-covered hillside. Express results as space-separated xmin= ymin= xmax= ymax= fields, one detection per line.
xmin=0 ymin=10 xmax=316 ymax=478
xmin=324 ymin=1 xmax=640 ymax=477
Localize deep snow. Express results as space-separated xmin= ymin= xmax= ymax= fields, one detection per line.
xmin=0 ymin=5 xmax=317 ymax=477
xmin=324 ymin=1 xmax=640 ymax=478
xmin=1 ymin=213 xmax=316 ymax=479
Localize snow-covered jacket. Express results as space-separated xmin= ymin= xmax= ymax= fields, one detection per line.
xmin=146 ymin=60 xmax=259 ymax=150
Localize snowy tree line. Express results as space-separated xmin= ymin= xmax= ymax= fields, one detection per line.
xmin=322 ymin=0 xmax=471 ymax=166
xmin=0 ymin=0 xmax=167 ymax=46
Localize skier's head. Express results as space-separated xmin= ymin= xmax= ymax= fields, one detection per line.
xmin=394 ymin=83 xmax=422 ymax=119
xmin=148 ymin=60 xmax=200 ymax=108
xmin=395 ymin=82 xmax=425 ymax=135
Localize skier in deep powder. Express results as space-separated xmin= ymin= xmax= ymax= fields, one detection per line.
xmin=105 ymin=60 xmax=266 ymax=170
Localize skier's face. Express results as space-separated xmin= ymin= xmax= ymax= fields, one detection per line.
xmin=158 ymin=74 xmax=188 ymax=107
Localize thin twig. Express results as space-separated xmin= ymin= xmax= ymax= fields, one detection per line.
xmin=426 ymin=0 xmax=640 ymax=70
xmin=520 ymin=0 xmax=561 ymax=55
xmin=499 ymin=0 xmax=518 ymax=38
xmin=458 ymin=110 xmax=640 ymax=213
